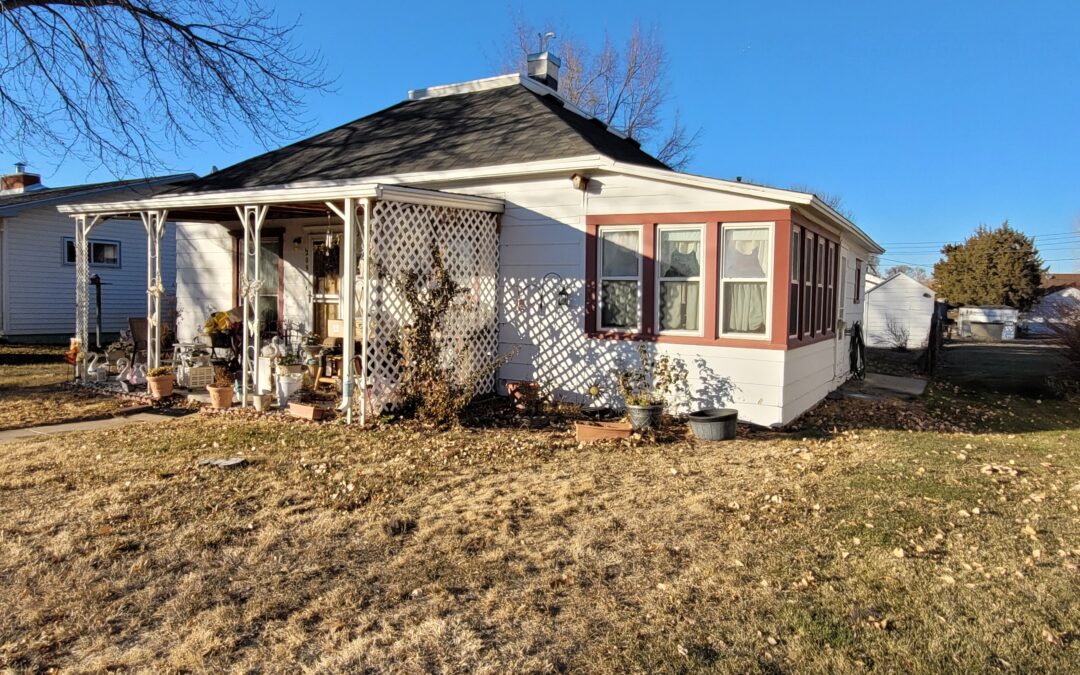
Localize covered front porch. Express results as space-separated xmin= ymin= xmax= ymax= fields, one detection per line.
xmin=61 ymin=184 xmax=504 ymax=424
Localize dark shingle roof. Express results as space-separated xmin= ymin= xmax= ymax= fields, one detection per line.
xmin=175 ymin=83 xmax=668 ymax=193
xmin=0 ymin=174 xmax=195 ymax=216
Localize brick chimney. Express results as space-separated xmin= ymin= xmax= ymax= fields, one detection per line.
xmin=1 ymin=162 xmax=42 ymax=192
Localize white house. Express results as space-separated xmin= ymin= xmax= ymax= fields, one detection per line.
xmin=864 ymin=272 xmax=936 ymax=350
xmin=1024 ymin=274 xmax=1080 ymax=336
xmin=58 ymin=54 xmax=882 ymax=427
xmin=0 ymin=166 xmax=192 ymax=343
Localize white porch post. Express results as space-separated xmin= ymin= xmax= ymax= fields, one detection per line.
xmin=139 ymin=210 xmax=169 ymax=379
xmin=326 ymin=198 xmax=358 ymax=424
xmin=360 ymin=197 xmax=373 ymax=426
xmin=73 ymin=213 xmax=102 ymax=377
xmin=236 ymin=205 xmax=269 ymax=407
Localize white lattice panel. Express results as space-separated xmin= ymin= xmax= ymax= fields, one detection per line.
xmin=367 ymin=200 xmax=500 ymax=412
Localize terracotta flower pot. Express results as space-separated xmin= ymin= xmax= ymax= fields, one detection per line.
xmin=206 ymin=384 xmax=234 ymax=409
xmin=147 ymin=374 xmax=174 ymax=399
xmin=288 ymin=402 xmax=325 ymax=421
xmin=575 ymin=420 xmax=633 ymax=443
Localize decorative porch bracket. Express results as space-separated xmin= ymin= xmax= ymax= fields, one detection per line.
xmin=73 ymin=213 xmax=104 ymax=377
xmin=139 ymin=210 xmax=170 ymax=379
xmin=236 ymin=204 xmax=269 ymax=407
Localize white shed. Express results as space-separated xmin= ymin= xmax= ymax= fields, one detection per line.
xmin=864 ymin=272 xmax=936 ymax=350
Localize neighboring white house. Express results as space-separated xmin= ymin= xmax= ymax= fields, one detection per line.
xmin=1023 ymin=274 xmax=1080 ymax=336
xmin=58 ymin=54 xmax=883 ymax=427
xmin=864 ymin=272 xmax=936 ymax=350
xmin=0 ymin=166 xmax=193 ymax=342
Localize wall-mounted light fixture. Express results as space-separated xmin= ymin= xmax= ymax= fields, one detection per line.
xmin=292 ymin=237 xmax=303 ymax=251
xmin=570 ymin=173 xmax=590 ymax=191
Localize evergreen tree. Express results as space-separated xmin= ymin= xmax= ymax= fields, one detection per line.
xmin=932 ymin=222 xmax=1044 ymax=310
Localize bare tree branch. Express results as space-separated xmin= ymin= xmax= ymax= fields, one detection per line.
xmin=0 ymin=0 xmax=331 ymax=176
xmin=498 ymin=18 xmax=701 ymax=170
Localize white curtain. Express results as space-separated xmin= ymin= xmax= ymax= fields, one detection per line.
xmin=725 ymin=282 xmax=767 ymax=333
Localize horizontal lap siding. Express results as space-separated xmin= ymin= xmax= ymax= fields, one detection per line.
xmin=864 ymin=276 xmax=934 ymax=350
xmin=444 ymin=172 xmax=790 ymax=427
xmin=175 ymin=221 xmax=233 ymax=341
xmin=3 ymin=207 xmax=176 ymax=336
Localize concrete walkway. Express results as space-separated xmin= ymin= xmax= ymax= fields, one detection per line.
xmin=0 ymin=412 xmax=175 ymax=443
xmin=830 ymin=372 xmax=929 ymax=402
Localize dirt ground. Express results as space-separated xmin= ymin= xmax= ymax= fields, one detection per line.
xmin=938 ymin=340 xmax=1073 ymax=397
xmin=0 ymin=362 xmax=1078 ymax=671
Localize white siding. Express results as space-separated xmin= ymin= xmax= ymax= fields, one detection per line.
xmin=175 ymin=221 xmax=233 ymax=342
xmin=1 ymin=205 xmax=177 ymax=337
xmin=864 ymin=274 xmax=935 ymax=350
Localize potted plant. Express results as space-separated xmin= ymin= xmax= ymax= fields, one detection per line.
xmin=276 ymin=351 xmax=305 ymax=375
xmin=146 ymin=366 xmax=175 ymax=399
xmin=206 ymin=367 xmax=235 ymax=409
xmin=617 ymin=345 xmax=688 ymax=431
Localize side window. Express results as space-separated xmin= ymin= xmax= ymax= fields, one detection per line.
xmin=854 ymin=259 xmax=864 ymax=304
xmin=597 ymin=227 xmax=642 ymax=331
xmin=657 ymin=226 xmax=703 ymax=334
xmin=63 ymin=237 xmax=121 ymax=268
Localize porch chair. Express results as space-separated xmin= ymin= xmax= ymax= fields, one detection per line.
xmin=128 ymin=317 xmax=149 ymax=366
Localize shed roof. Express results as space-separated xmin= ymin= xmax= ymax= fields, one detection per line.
xmin=172 ymin=82 xmax=668 ymax=194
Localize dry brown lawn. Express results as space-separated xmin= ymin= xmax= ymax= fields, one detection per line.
xmin=0 ymin=345 xmax=131 ymax=431
xmin=0 ymin=378 xmax=1078 ymax=672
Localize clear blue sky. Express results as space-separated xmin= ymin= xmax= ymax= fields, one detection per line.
xmin=29 ymin=0 xmax=1080 ymax=272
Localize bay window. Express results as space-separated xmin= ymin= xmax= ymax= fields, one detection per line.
xmin=597 ymin=226 xmax=641 ymax=331
xmin=720 ymin=225 xmax=770 ymax=335
xmin=657 ymin=226 xmax=703 ymax=334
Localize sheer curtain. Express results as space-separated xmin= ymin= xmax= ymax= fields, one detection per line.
xmin=659 ymin=230 xmax=701 ymax=331
xmin=723 ymin=228 xmax=769 ymax=334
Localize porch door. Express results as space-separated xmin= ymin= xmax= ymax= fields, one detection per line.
xmin=311 ymin=238 xmax=341 ymax=338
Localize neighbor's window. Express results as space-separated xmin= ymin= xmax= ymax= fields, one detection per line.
xmin=597 ymin=226 xmax=642 ymax=331
xmin=721 ymin=225 xmax=770 ymax=335
xmin=63 ymin=237 xmax=121 ymax=268
xmin=657 ymin=226 xmax=703 ymax=333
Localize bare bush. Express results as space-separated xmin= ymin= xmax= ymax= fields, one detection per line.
xmin=884 ymin=315 xmax=911 ymax=352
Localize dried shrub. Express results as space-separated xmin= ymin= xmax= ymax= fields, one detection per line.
xmin=1047 ymin=306 xmax=1080 ymax=372
xmin=393 ymin=244 xmax=514 ymax=427
xmin=616 ymin=344 xmax=689 ymax=407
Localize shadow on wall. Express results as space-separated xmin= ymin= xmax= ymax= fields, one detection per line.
xmin=500 ymin=273 xmax=736 ymax=413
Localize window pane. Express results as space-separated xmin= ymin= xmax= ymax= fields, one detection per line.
xmin=724 ymin=282 xmax=768 ymax=334
xmin=791 ymin=230 xmax=800 ymax=281
xmin=600 ymin=280 xmax=638 ymax=329
xmin=659 ymin=280 xmax=700 ymax=331
xmin=258 ymin=240 xmax=281 ymax=328
xmin=789 ymin=283 xmax=799 ymax=335
xmin=65 ymin=239 xmax=76 ymax=264
xmin=600 ymin=230 xmax=639 ymax=277
xmin=724 ymin=227 xmax=769 ymax=279
xmin=92 ymin=242 xmax=119 ymax=265
xmin=659 ymin=229 xmax=701 ymax=278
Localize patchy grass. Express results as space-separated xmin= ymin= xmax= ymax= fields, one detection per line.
xmin=0 ymin=345 xmax=131 ymax=431
xmin=0 ymin=380 xmax=1078 ymax=671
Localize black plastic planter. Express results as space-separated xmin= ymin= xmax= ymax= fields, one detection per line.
xmin=688 ymin=408 xmax=738 ymax=441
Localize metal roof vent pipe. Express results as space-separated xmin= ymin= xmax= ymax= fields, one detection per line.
xmin=527 ymin=32 xmax=560 ymax=91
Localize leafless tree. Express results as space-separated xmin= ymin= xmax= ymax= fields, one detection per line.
xmin=0 ymin=0 xmax=330 ymax=176
xmin=500 ymin=18 xmax=701 ymax=170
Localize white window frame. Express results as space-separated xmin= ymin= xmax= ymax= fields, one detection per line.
xmin=63 ymin=236 xmax=122 ymax=268
xmin=596 ymin=225 xmax=643 ymax=332
xmin=655 ymin=223 xmax=705 ymax=337
xmin=718 ymin=221 xmax=775 ymax=340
